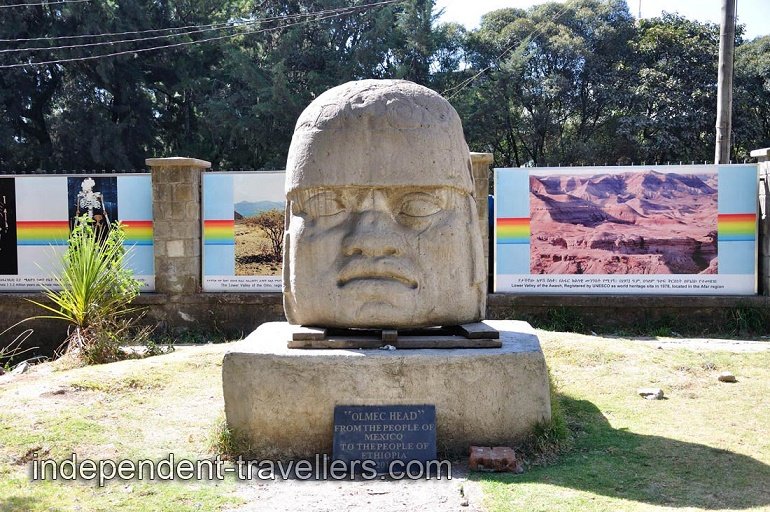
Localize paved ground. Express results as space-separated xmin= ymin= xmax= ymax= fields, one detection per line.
xmin=227 ymin=462 xmax=484 ymax=512
xmin=615 ymin=335 xmax=770 ymax=352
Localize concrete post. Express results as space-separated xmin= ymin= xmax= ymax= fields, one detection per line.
xmin=471 ymin=152 xmax=493 ymax=272
xmin=146 ymin=157 xmax=211 ymax=296
xmin=751 ymin=148 xmax=770 ymax=294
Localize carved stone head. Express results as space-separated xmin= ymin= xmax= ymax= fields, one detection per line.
xmin=283 ymin=80 xmax=486 ymax=328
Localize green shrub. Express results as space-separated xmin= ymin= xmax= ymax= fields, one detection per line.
xmin=28 ymin=217 xmax=143 ymax=364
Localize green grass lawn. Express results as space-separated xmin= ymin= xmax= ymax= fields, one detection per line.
xmin=1 ymin=331 xmax=769 ymax=511
xmin=480 ymin=332 xmax=770 ymax=511
xmin=0 ymin=344 xmax=243 ymax=512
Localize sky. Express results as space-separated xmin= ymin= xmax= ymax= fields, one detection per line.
xmin=434 ymin=0 xmax=769 ymax=40
xmin=233 ymin=172 xmax=285 ymax=204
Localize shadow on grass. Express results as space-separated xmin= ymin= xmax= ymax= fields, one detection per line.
xmin=482 ymin=395 xmax=770 ymax=509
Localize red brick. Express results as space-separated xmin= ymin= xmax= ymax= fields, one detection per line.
xmin=469 ymin=446 xmax=523 ymax=473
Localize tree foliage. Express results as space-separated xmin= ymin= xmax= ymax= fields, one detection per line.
xmin=734 ymin=35 xmax=770 ymax=161
xmin=623 ymin=14 xmax=721 ymax=164
xmin=0 ymin=0 xmax=768 ymax=171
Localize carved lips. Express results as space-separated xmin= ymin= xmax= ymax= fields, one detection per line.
xmin=336 ymin=258 xmax=419 ymax=290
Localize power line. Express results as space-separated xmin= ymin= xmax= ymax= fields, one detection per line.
xmin=0 ymin=2 xmax=387 ymax=44
xmin=0 ymin=19 xmax=234 ymax=43
xmin=0 ymin=0 xmax=90 ymax=8
xmin=0 ymin=0 xmax=403 ymax=69
xmin=442 ymin=0 xmax=576 ymax=100
xmin=1 ymin=23 xmax=247 ymax=55
xmin=0 ymin=4 xmax=377 ymax=54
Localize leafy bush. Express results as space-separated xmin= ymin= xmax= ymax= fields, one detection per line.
xmin=28 ymin=216 xmax=144 ymax=364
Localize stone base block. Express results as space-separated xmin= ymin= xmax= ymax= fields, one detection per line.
xmin=222 ymin=320 xmax=551 ymax=458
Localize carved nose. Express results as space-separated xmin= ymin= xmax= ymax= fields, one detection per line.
xmin=342 ymin=210 xmax=401 ymax=257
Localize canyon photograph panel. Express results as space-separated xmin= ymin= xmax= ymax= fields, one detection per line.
xmin=530 ymin=169 xmax=718 ymax=275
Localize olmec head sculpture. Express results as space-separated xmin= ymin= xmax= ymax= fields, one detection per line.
xmin=283 ymin=79 xmax=486 ymax=328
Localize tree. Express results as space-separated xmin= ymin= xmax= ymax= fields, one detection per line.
xmin=193 ymin=0 xmax=450 ymax=169
xmin=449 ymin=7 xmax=528 ymax=166
xmin=733 ymin=35 xmax=770 ymax=160
xmin=246 ymin=209 xmax=284 ymax=260
xmin=620 ymin=14 xmax=722 ymax=164
xmin=0 ymin=0 xmax=236 ymax=171
xmin=453 ymin=0 xmax=636 ymax=167
xmin=1 ymin=0 xmax=769 ymax=171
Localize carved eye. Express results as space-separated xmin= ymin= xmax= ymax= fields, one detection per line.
xmin=398 ymin=192 xmax=443 ymax=218
xmin=300 ymin=191 xmax=346 ymax=217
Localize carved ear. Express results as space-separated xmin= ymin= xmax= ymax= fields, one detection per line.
xmin=282 ymin=202 xmax=297 ymax=325
xmin=467 ymin=195 xmax=487 ymax=319
xmin=467 ymin=195 xmax=485 ymax=286
xmin=467 ymin=156 xmax=475 ymax=190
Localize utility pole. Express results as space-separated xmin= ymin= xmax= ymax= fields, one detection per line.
xmin=714 ymin=0 xmax=736 ymax=164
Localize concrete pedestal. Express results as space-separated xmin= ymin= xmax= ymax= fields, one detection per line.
xmin=222 ymin=320 xmax=551 ymax=458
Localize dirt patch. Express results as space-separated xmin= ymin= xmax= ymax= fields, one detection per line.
xmin=14 ymin=446 xmax=49 ymax=465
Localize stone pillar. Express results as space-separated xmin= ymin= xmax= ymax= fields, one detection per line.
xmin=470 ymin=152 xmax=493 ymax=272
xmin=750 ymin=148 xmax=770 ymax=295
xmin=146 ymin=157 xmax=211 ymax=295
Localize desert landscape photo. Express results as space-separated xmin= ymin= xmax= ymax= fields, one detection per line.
xmin=231 ymin=173 xmax=286 ymax=277
xmin=234 ymin=203 xmax=285 ymax=277
xmin=530 ymin=169 xmax=718 ymax=275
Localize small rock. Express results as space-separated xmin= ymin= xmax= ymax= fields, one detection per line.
xmin=469 ymin=446 xmax=523 ymax=473
xmin=11 ymin=361 xmax=30 ymax=375
xmin=40 ymin=388 xmax=67 ymax=397
xmin=718 ymin=371 xmax=737 ymax=383
xmin=379 ymin=345 xmax=396 ymax=351
xmin=638 ymin=387 xmax=664 ymax=400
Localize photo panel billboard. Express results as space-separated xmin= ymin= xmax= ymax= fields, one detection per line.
xmin=202 ymin=172 xmax=285 ymax=292
xmin=0 ymin=174 xmax=154 ymax=292
xmin=494 ymin=165 xmax=757 ymax=295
